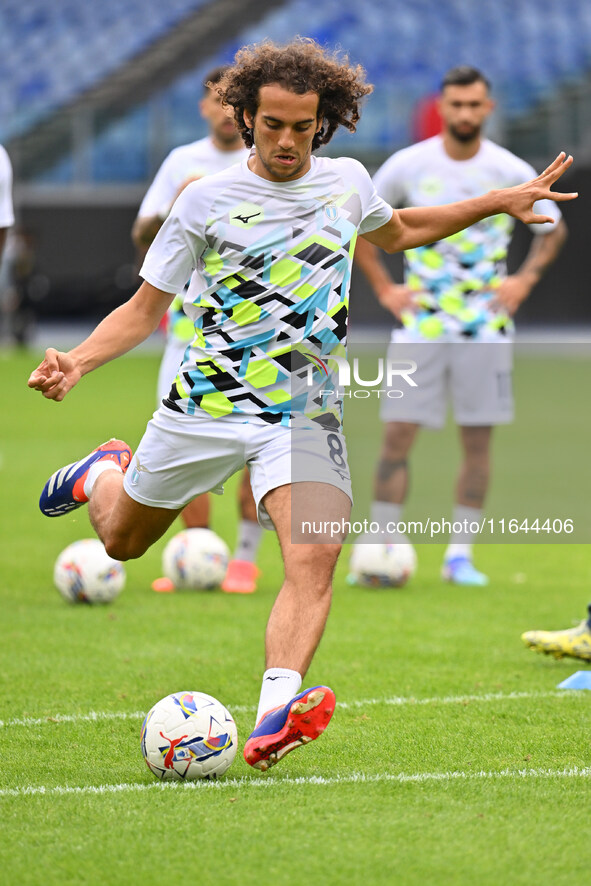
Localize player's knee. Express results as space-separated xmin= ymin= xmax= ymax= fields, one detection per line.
xmin=287 ymin=542 xmax=342 ymax=581
xmin=102 ymin=530 xmax=149 ymax=562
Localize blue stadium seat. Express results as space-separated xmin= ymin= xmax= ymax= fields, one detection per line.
xmin=3 ymin=0 xmax=591 ymax=182
xmin=0 ymin=0 xmax=208 ymax=142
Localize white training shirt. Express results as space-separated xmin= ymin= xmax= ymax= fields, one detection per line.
xmin=141 ymin=154 xmax=392 ymax=426
xmin=0 ymin=145 xmax=15 ymax=229
xmin=373 ymin=135 xmax=562 ymax=339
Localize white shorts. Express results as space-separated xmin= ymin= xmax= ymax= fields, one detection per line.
xmin=123 ymin=406 xmax=352 ymax=530
xmin=380 ymin=334 xmax=514 ymax=429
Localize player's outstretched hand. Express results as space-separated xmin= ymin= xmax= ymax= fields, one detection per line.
xmin=27 ymin=348 xmax=81 ymax=401
xmin=500 ymin=152 xmax=577 ymax=224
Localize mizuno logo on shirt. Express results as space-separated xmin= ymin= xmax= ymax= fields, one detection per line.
xmin=232 ymin=211 xmax=261 ymax=225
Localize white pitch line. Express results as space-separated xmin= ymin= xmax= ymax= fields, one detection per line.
xmin=336 ymin=689 xmax=580 ymax=709
xmin=0 ymin=689 xmax=581 ymax=730
xmin=1 ymin=766 xmax=590 ymax=799
xmin=0 ymin=710 xmax=148 ymax=729
xmin=0 ymin=706 xmax=255 ymax=729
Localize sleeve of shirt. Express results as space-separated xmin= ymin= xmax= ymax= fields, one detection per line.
xmin=0 ymin=146 xmax=15 ymax=228
xmin=139 ymin=181 xmax=207 ymax=293
xmin=343 ymin=159 xmax=394 ymax=234
xmin=136 ymin=152 xmax=178 ymax=219
xmin=509 ymin=155 xmax=562 ymax=236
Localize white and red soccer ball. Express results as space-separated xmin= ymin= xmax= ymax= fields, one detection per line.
xmin=141 ymin=691 xmax=237 ymax=780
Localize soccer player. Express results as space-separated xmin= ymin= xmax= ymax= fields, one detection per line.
xmin=0 ymin=142 xmax=15 ymax=342
xmin=521 ymin=606 xmax=591 ymax=661
xmin=28 ymin=39 xmax=576 ymax=771
xmin=132 ymin=66 xmax=261 ymax=595
xmin=0 ymin=142 xmax=14 ymax=261
xmin=355 ymin=66 xmax=568 ymax=586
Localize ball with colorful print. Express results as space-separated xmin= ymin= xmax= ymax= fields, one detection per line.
xmin=141 ymin=691 xmax=238 ymax=780
xmin=349 ymin=536 xmax=417 ymax=588
xmin=53 ymin=538 xmax=125 ymax=603
xmin=162 ymin=528 xmax=230 ymax=589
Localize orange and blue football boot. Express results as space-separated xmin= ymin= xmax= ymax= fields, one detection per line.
xmin=39 ymin=438 xmax=132 ymax=517
xmin=244 ymin=685 xmax=336 ymax=771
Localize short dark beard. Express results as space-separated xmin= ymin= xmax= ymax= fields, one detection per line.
xmin=448 ymin=123 xmax=481 ymax=144
xmin=214 ymin=129 xmax=244 ymax=150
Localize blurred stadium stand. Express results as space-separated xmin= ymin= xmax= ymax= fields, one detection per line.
xmin=1 ymin=0 xmax=590 ymax=329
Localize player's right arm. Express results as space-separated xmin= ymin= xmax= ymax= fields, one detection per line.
xmin=132 ymin=174 xmax=203 ymax=250
xmin=27 ymin=281 xmax=174 ymax=401
xmin=131 ymin=215 xmax=164 ymax=250
xmin=354 ymin=147 xmax=420 ymax=319
xmin=354 ymin=237 xmax=415 ymax=320
xmin=132 ymin=153 xmax=178 ymax=251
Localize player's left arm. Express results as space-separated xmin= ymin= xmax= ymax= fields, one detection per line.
xmin=364 ymin=153 xmax=577 ymax=254
xmin=493 ymin=219 xmax=568 ymax=315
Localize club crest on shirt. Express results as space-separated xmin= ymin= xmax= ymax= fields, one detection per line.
xmin=324 ymin=202 xmax=338 ymax=222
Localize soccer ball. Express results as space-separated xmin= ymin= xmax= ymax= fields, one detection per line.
xmin=162 ymin=528 xmax=229 ymax=589
xmin=54 ymin=538 xmax=125 ymax=603
xmin=141 ymin=691 xmax=238 ymax=780
xmin=349 ymin=535 xmax=417 ymax=588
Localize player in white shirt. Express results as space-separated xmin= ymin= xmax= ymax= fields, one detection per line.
xmin=132 ymin=67 xmax=262 ymax=595
xmin=355 ymin=66 xmax=568 ymax=586
xmin=0 ymin=144 xmax=15 ymax=260
xmin=0 ymin=143 xmax=15 ymax=341
xmin=29 ymin=41 xmax=575 ymax=771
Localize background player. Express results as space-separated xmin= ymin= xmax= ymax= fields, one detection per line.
xmin=132 ymin=66 xmax=262 ymax=595
xmin=355 ymin=65 xmax=568 ymax=586
xmin=28 ymin=40 xmax=576 ymax=771
xmin=0 ymin=141 xmax=14 ymax=262
xmin=0 ymin=142 xmax=15 ymax=343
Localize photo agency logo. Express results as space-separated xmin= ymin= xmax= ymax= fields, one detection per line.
xmin=303 ymin=352 xmax=418 ymax=399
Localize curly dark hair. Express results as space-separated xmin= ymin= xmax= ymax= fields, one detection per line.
xmin=217 ymin=38 xmax=373 ymax=151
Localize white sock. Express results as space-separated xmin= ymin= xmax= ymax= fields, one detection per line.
xmin=234 ymin=519 xmax=263 ymax=563
xmin=370 ymin=501 xmax=402 ymax=541
xmin=256 ymin=668 xmax=302 ymax=725
xmin=445 ymin=505 xmax=483 ymax=561
xmin=83 ymin=462 xmax=123 ymax=499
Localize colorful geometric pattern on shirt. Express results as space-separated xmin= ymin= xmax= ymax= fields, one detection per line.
xmin=164 ymin=179 xmax=364 ymax=427
xmin=401 ymin=213 xmax=514 ymax=339
xmin=167 ymin=293 xmax=195 ymax=343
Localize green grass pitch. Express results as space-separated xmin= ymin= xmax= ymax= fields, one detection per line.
xmin=1 ymin=346 xmax=590 ymax=885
